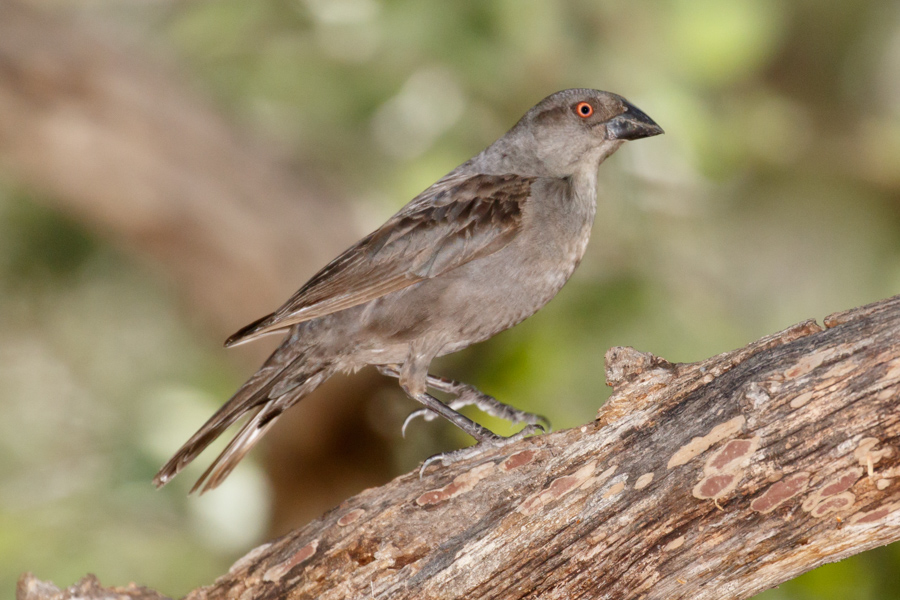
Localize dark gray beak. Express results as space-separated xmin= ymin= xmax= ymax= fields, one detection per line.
xmin=607 ymin=101 xmax=664 ymax=141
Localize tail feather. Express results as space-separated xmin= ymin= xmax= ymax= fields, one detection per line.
xmin=152 ymin=372 xmax=278 ymax=489
xmin=153 ymin=341 xmax=332 ymax=491
xmin=189 ymin=368 xmax=331 ymax=494
xmin=189 ymin=405 xmax=277 ymax=494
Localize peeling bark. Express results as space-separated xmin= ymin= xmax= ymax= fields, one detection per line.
xmin=19 ymin=294 xmax=900 ymax=599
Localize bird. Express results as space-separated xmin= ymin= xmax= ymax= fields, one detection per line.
xmin=153 ymin=88 xmax=663 ymax=493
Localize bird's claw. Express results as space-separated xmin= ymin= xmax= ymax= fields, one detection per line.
xmin=401 ymin=408 xmax=438 ymax=437
xmin=401 ymin=404 xmax=550 ymax=437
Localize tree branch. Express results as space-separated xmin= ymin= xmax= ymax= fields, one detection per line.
xmin=19 ymin=294 xmax=900 ymax=599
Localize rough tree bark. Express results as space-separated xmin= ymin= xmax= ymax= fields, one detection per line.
xmin=18 ymin=294 xmax=900 ymax=599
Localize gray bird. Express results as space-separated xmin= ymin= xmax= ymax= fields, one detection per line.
xmin=154 ymin=88 xmax=663 ymax=493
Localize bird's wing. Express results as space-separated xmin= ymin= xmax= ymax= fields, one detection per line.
xmin=225 ymin=173 xmax=534 ymax=346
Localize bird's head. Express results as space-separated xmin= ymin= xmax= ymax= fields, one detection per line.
xmin=482 ymin=89 xmax=663 ymax=179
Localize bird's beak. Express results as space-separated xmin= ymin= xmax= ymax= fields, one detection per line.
xmin=606 ymin=101 xmax=664 ymax=141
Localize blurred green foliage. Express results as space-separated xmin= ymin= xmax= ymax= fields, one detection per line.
xmin=2 ymin=0 xmax=900 ymax=597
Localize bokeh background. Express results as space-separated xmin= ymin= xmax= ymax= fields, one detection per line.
xmin=2 ymin=0 xmax=900 ymax=597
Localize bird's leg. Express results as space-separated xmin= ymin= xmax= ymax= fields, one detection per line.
xmin=377 ymin=365 xmax=550 ymax=435
xmin=384 ymin=360 xmax=545 ymax=477
xmin=393 ymin=361 xmax=500 ymax=444
xmin=422 ymin=374 xmax=551 ymax=431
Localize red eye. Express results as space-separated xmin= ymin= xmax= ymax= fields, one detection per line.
xmin=575 ymin=102 xmax=593 ymax=118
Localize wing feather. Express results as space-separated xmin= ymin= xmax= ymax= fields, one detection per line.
xmin=225 ymin=173 xmax=534 ymax=347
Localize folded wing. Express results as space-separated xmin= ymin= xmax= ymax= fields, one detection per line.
xmin=225 ymin=173 xmax=535 ymax=347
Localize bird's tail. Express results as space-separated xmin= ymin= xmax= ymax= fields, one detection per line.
xmin=153 ymin=345 xmax=332 ymax=494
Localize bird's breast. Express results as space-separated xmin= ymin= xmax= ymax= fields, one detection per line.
xmin=431 ymin=179 xmax=598 ymax=351
xmin=523 ymin=183 xmax=597 ymax=300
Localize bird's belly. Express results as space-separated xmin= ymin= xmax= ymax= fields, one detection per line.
xmin=430 ymin=226 xmax=591 ymax=354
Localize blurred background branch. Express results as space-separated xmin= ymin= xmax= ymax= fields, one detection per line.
xmin=0 ymin=0 xmax=397 ymax=586
xmin=0 ymin=1 xmax=352 ymax=328
xmin=2 ymin=1 xmax=900 ymax=598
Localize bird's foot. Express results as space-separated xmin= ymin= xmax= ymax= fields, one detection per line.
xmin=401 ymin=377 xmax=551 ymax=436
xmin=418 ymin=424 xmax=544 ymax=478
